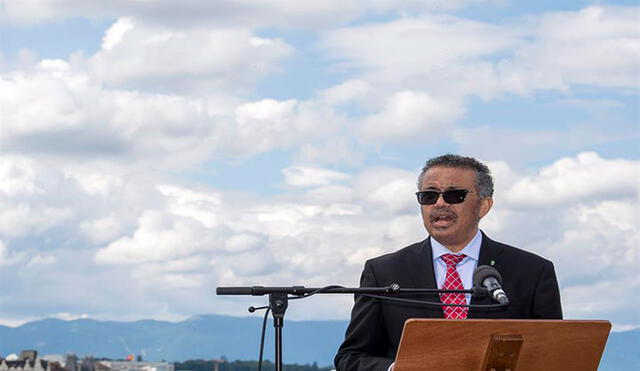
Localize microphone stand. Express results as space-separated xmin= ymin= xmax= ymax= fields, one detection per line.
xmin=216 ymin=284 xmax=486 ymax=371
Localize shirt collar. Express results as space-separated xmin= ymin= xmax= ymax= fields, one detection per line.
xmin=431 ymin=229 xmax=482 ymax=261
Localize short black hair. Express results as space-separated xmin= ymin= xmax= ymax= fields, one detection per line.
xmin=417 ymin=154 xmax=494 ymax=198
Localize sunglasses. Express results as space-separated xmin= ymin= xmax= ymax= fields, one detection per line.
xmin=415 ymin=189 xmax=471 ymax=205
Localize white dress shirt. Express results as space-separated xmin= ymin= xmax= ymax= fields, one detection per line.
xmin=431 ymin=228 xmax=482 ymax=304
xmin=389 ymin=229 xmax=483 ymax=371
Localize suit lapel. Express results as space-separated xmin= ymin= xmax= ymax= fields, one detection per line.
xmin=407 ymin=237 xmax=437 ymax=289
xmin=469 ymin=231 xmax=504 ymax=318
xmin=406 ymin=237 xmax=444 ymax=318
xmin=476 ymin=231 xmax=503 ymax=269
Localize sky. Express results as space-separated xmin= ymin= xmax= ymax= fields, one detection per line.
xmin=0 ymin=0 xmax=638 ymax=332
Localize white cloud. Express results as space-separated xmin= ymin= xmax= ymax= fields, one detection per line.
xmin=360 ymin=90 xmax=464 ymax=142
xmin=80 ymin=214 xmax=123 ymax=244
xmin=222 ymin=248 xmax=280 ymax=277
xmin=0 ymin=2 xmax=638 ymax=330
xmin=542 ymin=199 xmax=639 ymax=276
xmin=66 ymin=171 xmax=124 ymax=197
xmin=0 ymin=0 xmax=495 ymax=27
xmin=159 ymin=273 xmax=206 ymax=289
xmin=0 ymin=156 xmax=77 ymax=238
xmin=26 ymin=254 xmax=57 ymax=267
xmin=0 ymin=240 xmax=25 ymax=266
xmin=5 ymin=6 xmax=634 ymax=170
xmin=499 ymin=6 xmax=640 ymax=92
xmin=90 ymin=19 xmax=293 ymax=93
xmin=232 ymin=98 xmax=299 ymax=153
xmin=1 ymin=151 xmax=639 ymax=326
xmin=224 ymin=233 xmax=267 ymax=253
xmin=0 ymin=61 xmax=224 ymax=167
xmin=0 ymin=47 xmax=346 ymax=169
xmin=323 ymin=14 xmax=517 ymax=79
xmin=303 ymin=185 xmax=354 ymax=205
xmin=0 ymin=60 xmax=87 ymax=138
xmin=51 ymin=312 xmax=90 ymax=321
xmin=612 ymin=324 xmax=640 ymax=332
xmin=352 ymin=167 xmax=418 ymax=215
xmin=321 ymin=14 xmax=515 ymax=104
xmin=561 ymin=274 xmax=640 ymax=323
xmin=282 ymin=166 xmax=351 ymax=187
xmin=101 ymin=17 xmax=134 ymax=51
xmin=474 ymin=154 xmax=640 ymax=325
xmin=320 ymin=79 xmax=372 ymax=106
xmin=228 ymin=98 xmax=344 ymax=156
xmin=506 ymin=152 xmax=639 ymax=207
xmin=453 ymin=126 xmax=563 ymax=165
xmin=320 ymin=6 xmax=639 ymax=126
xmin=0 ymin=155 xmax=41 ymax=197
xmin=0 ymin=204 xmax=73 ymax=238
xmin=296 ymin=139 xmax=366 ymax=166
xmin=94 ymin=210 xmax=223 ymax=265
xmin=386 ymin=214 xmax=426 ymax=247
xmin=158 ymin=185 xmax=222 ymax=229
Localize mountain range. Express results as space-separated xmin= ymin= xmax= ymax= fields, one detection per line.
xmin=0 ymin=315 xmax=637 ymax=369
xmin=0 ymin=315 xmax=345 ymax=366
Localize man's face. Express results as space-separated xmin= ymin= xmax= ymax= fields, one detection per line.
xmin=419 ymin=166 xmax=493 ymax=251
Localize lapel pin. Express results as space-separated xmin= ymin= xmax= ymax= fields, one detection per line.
xmin=490 ymin=260 xmax=496 ymax=266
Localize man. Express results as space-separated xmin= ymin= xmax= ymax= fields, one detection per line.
xmin=334 ymin=154 xmax=562 ymax=371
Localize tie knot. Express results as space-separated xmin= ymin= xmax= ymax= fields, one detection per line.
xmin=441 ymin=253 xmax=466 ymax=267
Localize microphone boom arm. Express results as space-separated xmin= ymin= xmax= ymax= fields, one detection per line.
xmin=216 ymin=284 xmax=484 ymax=296
xmin=216 ymin=283 xmax=496 ymax=371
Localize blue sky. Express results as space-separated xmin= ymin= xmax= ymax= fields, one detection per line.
xmin=0 ymin=0 xmax=638 ymax=334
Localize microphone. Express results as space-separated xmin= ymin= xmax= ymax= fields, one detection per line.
xmin=473 ymin=265 xmax=509 ymax=305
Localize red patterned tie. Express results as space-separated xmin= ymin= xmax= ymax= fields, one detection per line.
xmin=440 ymin=253 xmax=468 ymax=319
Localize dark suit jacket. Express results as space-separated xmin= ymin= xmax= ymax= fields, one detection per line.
xmin=334 ymin=232 xmax=563 ymax=371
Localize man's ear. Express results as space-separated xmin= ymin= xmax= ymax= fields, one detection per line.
xmin=479 ymin=197 xmax=493 ymax=218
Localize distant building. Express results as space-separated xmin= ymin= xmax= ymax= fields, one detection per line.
xmin=210 ymin=360 xmax=225 ymax=371
xmin=1 ymin=352 xmax=173 ymax=371
xmin=19 ymin=352 xmax=37 ymax=362
xmin=41 ymin=356 xmax=64 ymax=366
xmin=65 ymin=355 xmax=78 ymax=371
xmin=80 ymin=355 xmax=95 ymax=371
xmin=96 ymin=361 xmax=174 ymax=371
xmin=0 ymin=350 xmax=53 ymax=371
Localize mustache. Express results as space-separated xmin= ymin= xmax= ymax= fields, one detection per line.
xmin=429 ymin=208 xmax=457 ymax=221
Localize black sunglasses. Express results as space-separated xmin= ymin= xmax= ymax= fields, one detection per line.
xmin=415 ymin=189 xmax=471 ymax=205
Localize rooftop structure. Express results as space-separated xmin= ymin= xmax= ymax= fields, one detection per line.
xmin=96 ymin=362 xmax=174 ymax=371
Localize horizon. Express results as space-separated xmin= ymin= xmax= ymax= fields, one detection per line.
xmin=0 ymin=313 xmax=352 ymax=328
xmin=1 ymin=313 xmax=638 ymax=334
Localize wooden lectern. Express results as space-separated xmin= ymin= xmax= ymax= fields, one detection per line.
xmin=394 ymin=319 xmax=611 ymax=371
